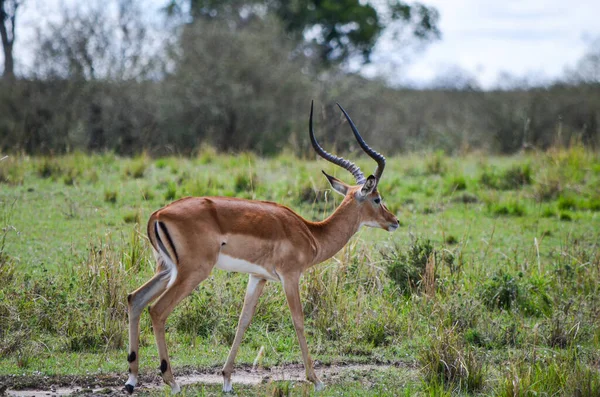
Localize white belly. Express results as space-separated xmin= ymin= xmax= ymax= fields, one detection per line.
xmin=214 ymin=254 xmax=280 ymax=282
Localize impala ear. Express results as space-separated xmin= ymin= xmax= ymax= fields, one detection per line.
xmin=322 ymin=170 xmax=349 ymax=196
xmin=360 ymin=175 xmax=377 ymax=196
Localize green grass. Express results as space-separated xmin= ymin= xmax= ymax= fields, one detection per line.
xmin=1 ymin=147 xmax=599 ymax=395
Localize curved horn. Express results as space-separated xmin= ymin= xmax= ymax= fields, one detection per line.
xmin=336 ymin=103 xmax=386 ymax=181
xmin=309 ymin=101 xmax=366 ymax=185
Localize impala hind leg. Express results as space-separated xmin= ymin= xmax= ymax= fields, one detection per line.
xmin=282 ymin=276 xmax=324 ymax=391
xmin=125 ymin=270 xmax=170 ymax=394
xmin=222 ymin=275 xmax=267 ymax=393
xmin=149 ymin=269 xmax=211 ymax=393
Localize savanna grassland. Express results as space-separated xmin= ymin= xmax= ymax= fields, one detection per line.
xmin=0 ymin=147 xmax=599 ymax=396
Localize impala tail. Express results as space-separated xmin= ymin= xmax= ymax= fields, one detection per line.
xmin=147 ymin=215 xmax=179 ymax=288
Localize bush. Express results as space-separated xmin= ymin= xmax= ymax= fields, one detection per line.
xmin=480 ymin=271 xmax=551 ymax=316
xmin=425 ymin=151 xmax=448 ymax=175
xmin=419 ymin=326 xmax=486 ymax=393
xmin=383 ymin=238 xmax=436 ymax=295
xmin=479 ymin=164 xmax=532 ymax=190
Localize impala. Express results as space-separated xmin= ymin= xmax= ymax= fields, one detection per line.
xmin=124 ymin=102 xmax=399 ymax=394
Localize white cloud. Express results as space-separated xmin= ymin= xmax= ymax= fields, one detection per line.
xmin=383 ymin=0 xmax=600 ymax=88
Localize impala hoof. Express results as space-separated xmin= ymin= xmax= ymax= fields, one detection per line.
xmin=170 ymin=382 xmax=181 ymax=394
xmin=222 ymin=382 xmax=234 ymax=393
xmin=314 ymin=381 xmax=325 ymax=392
xmin=125 ymin=384 xmax=134 ymax=394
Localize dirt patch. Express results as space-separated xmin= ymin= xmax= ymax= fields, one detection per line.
xmin=2 ymin=362 xmax=407 ymax=396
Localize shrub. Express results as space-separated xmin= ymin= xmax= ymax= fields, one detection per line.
xmin=452 ymin=192 xmax=479 ymax=204
xmin=497 ymin=361 xmax=600 ymax=397
xmin=488 ymin=200 xmax=526 ymax=217
xmin=480 ymin=163 xmax=532 ymax=190
xmin=36 ymin=157 xmax=62 ymax=179
xmin=480 ymin=271 xmax=551 ymax=316
xmin=419 ymin=326 xmax=486 ymax=393
xmin=425 ymin=151 xmax=448 ymax=175
xmin=124 ymin=155 xmax=149 ymax=179
xmin=104 ymin=189 xmax=118 ymax=203
xmin=164 ymin=181 xmax=177 ymax=201
xmin=383 ymin=238 xmax=436 ymax=296
xmin=447 ymin=175 xmax=467 ymax=193
xmin=234 ymin=172 xmax=258 ymax=193
xmin=0 ymin=157 xmax=25 ymax=185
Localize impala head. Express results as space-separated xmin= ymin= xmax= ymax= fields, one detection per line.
xmin=309 ymin=101 xmax=399 ymax=232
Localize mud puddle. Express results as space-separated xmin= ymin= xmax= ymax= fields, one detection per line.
xmin=4 ymin=363 xmax=403 ymax=396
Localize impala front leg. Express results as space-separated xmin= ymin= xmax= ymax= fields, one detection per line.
xmin=222 ymin=275 xmax=267 ymax=393
xmin=282 ymin=276 xmax=324 ymax=391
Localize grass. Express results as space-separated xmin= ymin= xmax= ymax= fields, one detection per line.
xmin=0 ymin=147 xmax=599 ymax=395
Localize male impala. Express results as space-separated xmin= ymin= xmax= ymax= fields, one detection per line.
xmin=124 ymin=102 xmax=399 ymax=394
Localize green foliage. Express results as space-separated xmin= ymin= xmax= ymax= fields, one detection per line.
xmin=382 ymin=238 xmax=435 ymax=295
xmin=480 ymin=271 xmax=551 ymax=316
xmin=419 ymin=326 xmax=486 ymax=393
xmin=0 ymin=157 xmax=24 ymax=185
xmin=479 ymin=163 xmax=532 ymax=190
xmin=180 ymin=0 xmax=440 ymax=64
xmin=446 ymin=175 xmax=467 ymax=193
xmin=487 ymin=199 xmax=526 ymax=217
xmin=424 ymin=151 xmax=448 ymax=175
xmin=497 ymin=361 xmax=600 ymax=397
xmin=164 ymin=181 xmax=177 ymax=201
xmin=124 ymin=155 xmax=149 ymax=179
xmin=234 ymin=172 xmax=258 ymax=194
xmin=104 ymin=189 xmax=118 ymax=203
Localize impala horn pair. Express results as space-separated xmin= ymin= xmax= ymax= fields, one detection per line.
xmin=309 ymin=101 xmax=385 ymax=186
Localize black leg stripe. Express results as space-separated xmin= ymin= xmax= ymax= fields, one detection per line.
xmin=155 ymin=222 xmax=173 ymax=262
xmin=158 ymin=221 xmax=179 ymax=262
xmin=160 ymin=359 xmax=168 ymax=374
xmin=128 ymin=351 xmax=137 ymax=363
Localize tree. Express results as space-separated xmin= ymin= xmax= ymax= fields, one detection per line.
xmin=0 ymin=0 xmax=20 ymax=79
xmin=566 ymin=37 xmax=600 ymax=85
xmin=165 ymin=0 xmax=440 ymax=65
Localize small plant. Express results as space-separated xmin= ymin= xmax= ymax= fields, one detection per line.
xmin=104 ymin=189 xmax=118 ymax=203
xmin=141 ymin=186 xmax=155 ymax=201
xmin=480 ymin=271 xmax=551 ymax=316
xmin=488 ymin=200 xmax=526 ymax=217
xmin=480 ymin=271 xmax=520 ymax=311
xmin=479 ymin=163 xmax=532 ymax=190
xmin=165 ymin=181 xmax=177 ymax=201
xmin=452 ymin=192 xmax=479 ymax=204
xmin=123 ymin=211 xmax=140 ymax=224
xmin=383 ymin=238 xmax=436 ymax=295
xmin=124 ymin=155 xmax=148 ymax=179
xmin=447 ymin=175 xmax=467 ymax=193
xmin=533 ymin=177 xmax=561 ymax=202
xmin=501 ymin=163 xmax=532 ymax=189
xmin=36 ymin=157 xmax=62 ymax=179
xmin=197 ymin=144 xmax=218 ymax=165
xmin=234 ymin=172 xmax=258 ymax=193
xmin=425 ymin=151 xmax=447 ymax=175
xmin=557 ymin=194 xmax=578 ymax=211
xmin=419 ymin=326 xmax=486 ymax=393
xmin=0 ymin=157 xmax=24 ymax=185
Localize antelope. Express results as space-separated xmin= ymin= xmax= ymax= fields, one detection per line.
xmin=124 ymin=102 xmax=399 ymax=394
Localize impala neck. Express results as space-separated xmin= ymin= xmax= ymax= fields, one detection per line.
xmin=307 ymin=197 xmax=362 ymax=264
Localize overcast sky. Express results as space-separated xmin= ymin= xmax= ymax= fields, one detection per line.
xmin=12 ymin=0 xmax=600 ymax=89
xmin=388 ymin=0 xmax=600 ymax=88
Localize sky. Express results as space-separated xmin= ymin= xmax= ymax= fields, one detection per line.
xmin=11 ymin=0 xmax=600 ymax=89
xmin=377 ymin=0 xmax=600 ymax=88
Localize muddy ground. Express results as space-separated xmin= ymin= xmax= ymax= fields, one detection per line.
xmin=1 ymin=362 xmax=407 ymax=396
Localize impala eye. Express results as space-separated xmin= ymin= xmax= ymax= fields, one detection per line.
xmin=374 ymin=197 xmax=381 ymax=205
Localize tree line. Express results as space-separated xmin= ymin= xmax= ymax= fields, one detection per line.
xmin=0 ymin=0 xmax=598 ymax=156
